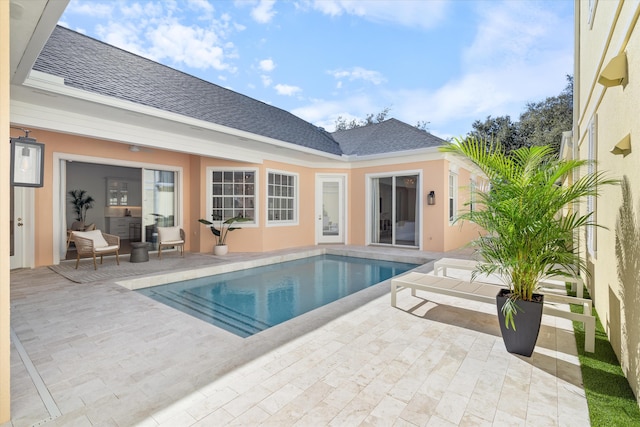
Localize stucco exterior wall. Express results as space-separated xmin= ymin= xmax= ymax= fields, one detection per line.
xmin=16 ymin=129 xmax=193 ymax=267
xmin=18 ymin=127 xmax=482 ymax=267
xmin=575 ymin=0 xmax=640 ymax=405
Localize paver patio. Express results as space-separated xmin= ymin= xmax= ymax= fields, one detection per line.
xmin=3 ymin=246 xmax=589 ymax=426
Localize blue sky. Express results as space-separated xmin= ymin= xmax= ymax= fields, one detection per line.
xmin=58 ymin=0 xmax=574 ymax=140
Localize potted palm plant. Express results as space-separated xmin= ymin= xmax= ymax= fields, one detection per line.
xmin=441 ymin=137 xmax=617 ymax=356
xmin=68 ymin=189 xmax=95 ymax=228
xmin=198 ymin=213 xmax=250 ymax=255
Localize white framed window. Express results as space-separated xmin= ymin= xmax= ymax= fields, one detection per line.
xmin=449 ymin=172 xmax=458 ymax=223
xmin=267 ymin=169 xmax=298 ymax=225
xmin=206 ymin=168 xmax=258 ymax=225
xmin=586 ymin=116 xmax=597 ymax=258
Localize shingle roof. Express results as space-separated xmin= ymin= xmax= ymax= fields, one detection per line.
xmin=32 ymin=27 xmax=446 ymax=158
xmin=331 ymin=118 xmax=446 ymax=156
xmin=33 ymin=26 xmax=343 ymax=155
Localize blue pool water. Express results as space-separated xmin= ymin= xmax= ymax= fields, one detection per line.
xmin=137 ymin=254 xmax=419 ymax=337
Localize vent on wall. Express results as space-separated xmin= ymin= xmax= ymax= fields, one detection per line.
xmin=598 ymin=52 xmax=627 ymax=87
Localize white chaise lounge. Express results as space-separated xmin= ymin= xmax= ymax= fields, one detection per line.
xmin=391 ymin=271 xmax=595 ymax=353
xmin=433 ymin=257 xmax=585 ymax=299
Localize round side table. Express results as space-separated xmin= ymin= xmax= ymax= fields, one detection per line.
xmin=130 ymin=242 xmax=150 ymax=263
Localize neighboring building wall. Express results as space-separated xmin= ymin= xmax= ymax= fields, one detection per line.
xmin=575 ymin=0 xmax=640 ymax=405
xmin=1 ymin=1 xmax=10 ymax=422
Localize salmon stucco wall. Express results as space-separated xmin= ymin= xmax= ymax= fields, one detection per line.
xmin=19 ymin=129 xmax=193 ymax=267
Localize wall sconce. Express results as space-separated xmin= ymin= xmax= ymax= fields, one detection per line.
xmin=427 ymin=190 xmax=436 ymax=205
xmin=611 ymin=134 xmax=631 ymax=157
xmin=10 ymin=130 xmax=45 ymax=187
xmin=598 ymin=52 xmax=627 ymax=87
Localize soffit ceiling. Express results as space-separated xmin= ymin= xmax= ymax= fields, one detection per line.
xmin=9 ymin=0 xmax=69 ymax=83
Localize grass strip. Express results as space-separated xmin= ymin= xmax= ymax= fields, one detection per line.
xmin=568 ymin=285 xmax=640 ymax=426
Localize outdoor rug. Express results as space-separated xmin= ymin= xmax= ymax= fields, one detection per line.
xmin=48 ymin=253 xmax=226 ymax=284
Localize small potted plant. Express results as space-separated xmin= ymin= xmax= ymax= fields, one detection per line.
xmin=198 ymin=213 xmax=250 ymax=255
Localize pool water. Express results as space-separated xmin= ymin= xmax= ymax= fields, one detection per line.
xmin=137 ymin=254 xmax=419 ymax=337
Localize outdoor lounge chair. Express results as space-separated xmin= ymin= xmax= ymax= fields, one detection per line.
xmin=157 ymin=226 xmax=185 ymax=259
xmin=71 ymin=229 xmax=120 ymax=270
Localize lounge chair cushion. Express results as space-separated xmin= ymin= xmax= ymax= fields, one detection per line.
xmin=159 ymin=226 xmax=183 ymax=243
xmin=73 ymin=230 xmax=109 ymax=248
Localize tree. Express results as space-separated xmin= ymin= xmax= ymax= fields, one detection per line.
xmin=334 ymin=107 xmax=391 ymax=131
xmin=517 ymin=75 xmax=573 ymax=153
xmin=466 ymin=75 xmax=573 ymax=154
xmin=467 ymin=115 xmax=519 ymax=153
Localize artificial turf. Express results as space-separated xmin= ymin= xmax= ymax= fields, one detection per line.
xmin=569 ymin=286 xmax=640 ymax=426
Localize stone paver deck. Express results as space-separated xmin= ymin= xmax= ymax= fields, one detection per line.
xmin=4 ymin=246 xmax=589 ymax=426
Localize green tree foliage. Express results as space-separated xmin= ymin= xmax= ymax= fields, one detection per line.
xmin=334 ymin=107 xmax=391 ymax=131
xmin=467 ymin=75 xmax=573 ymax=154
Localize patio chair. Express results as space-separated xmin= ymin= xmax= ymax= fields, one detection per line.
xmin=72 ymin=229 xmax=120 ymax=270
xmin=157 ymin=226 xmax=185 ymax=259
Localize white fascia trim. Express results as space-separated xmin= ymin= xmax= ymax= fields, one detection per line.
xmin=10 ymin=100 xmax=266 ymax=164
xmin=23 ymin=71 xmax=344 ymax=162
xmin=343 ymin=146 xmax=441 ymax=162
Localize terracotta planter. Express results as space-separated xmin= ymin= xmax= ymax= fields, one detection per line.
xmin=496 ymin=289 xmax=544 ymax=357
xmin=214 ymin=245 xmax=228 ymax=256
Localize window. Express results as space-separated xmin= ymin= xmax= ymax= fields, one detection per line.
xmin=469 ymin=178 xmax=476 ymax=215
xmin=586 ymin=116 xmax=597 ymax=257
xmin=209 ymin=169 xmax=256 ymax=223
xmin=267 ymin=170 xmax=298 ymax=224
xmin=449 ymin=172 xmax=458 ymax=223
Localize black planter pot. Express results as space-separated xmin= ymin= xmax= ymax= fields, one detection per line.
xmin=496 ymin=289 xmax=544 ymax=357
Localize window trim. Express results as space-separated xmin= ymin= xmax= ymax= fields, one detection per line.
xmin=205 ymin=167 xmax=259 ymax=228
xmin=449 ymin=172 xmax=458 ymax=224
xmin=586 ymin=116 xmax=597 ymax=258
xmin=266 ymin=168 xmax=299 ymax=227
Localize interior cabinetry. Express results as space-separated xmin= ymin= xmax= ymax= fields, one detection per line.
xmin=107 ymin=178 xmax=129 ymax=206
xmin=107 ymin=217 xmax=142 ymax=240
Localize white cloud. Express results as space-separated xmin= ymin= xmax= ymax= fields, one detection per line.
xmin=76 ymin=1 xmax=241 ymax=73
xmin=292 ymin=95 xmax=381 ymax=131
xmin=66 ymin=1 xmax=113 ymax=17
xmin=252 ymin=0 xmax=277 ymax=23
xmin=261 ymin=75 xmax=273 ymax=87
xmin=310 ymin=0 xmax=448 ymax=29
xmin=275 ymin=84 xmax=302 ymax=96
xmin=329 ymin=67 xmax=385 ymax=85
xmin=259 ymin=58 xmax=276 ymax=72
xmin=187 ymin=0 xmax=215 ymax=17
xmin=146 ymin=23 xmax=233 ymax=71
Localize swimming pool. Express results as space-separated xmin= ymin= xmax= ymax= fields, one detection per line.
xmin=137 ymin=254 xmax=419 ymax=337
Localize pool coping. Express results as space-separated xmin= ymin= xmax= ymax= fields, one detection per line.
xmin=116 ymin=246 xmax=433 ymax=290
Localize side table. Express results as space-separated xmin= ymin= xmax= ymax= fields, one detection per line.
xmin=130 ymin=242 xmax=150 ymax=263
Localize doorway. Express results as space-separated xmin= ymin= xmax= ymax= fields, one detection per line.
xmin=10 ymin=187 xmax=33 ymax=269
xmin=316 ymin=175 xmax=346 ymax=244
xmin=54 ymin=153 xmax=182 ymax=264
xmin=370 ymin=173 xmax=420 ymax=247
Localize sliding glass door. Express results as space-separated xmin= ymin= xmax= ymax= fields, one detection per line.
xmin=371 ymin=174 xmax=419 ymax=247
xmin=143 ymin=169 xmax=176 ymax=250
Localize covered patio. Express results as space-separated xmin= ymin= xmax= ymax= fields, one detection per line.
xmin=5 ymin=246 xmax=588 ymax=426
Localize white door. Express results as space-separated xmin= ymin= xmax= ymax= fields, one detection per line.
xmin=10 ymin=187 xmax=27 ymax=269
xmin=316 ymin=175 xmax=345 ymax=244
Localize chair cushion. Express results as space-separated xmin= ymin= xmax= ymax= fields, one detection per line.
xmin=74 ymin=230 xmax=109 ymax=248
xmin=161 ymin=240 xmax=184 ymax=245
xmin=94 ymin=245 xmax=119 ymax=253
xmin=158 ymin=226 xmax=182 ymax=242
